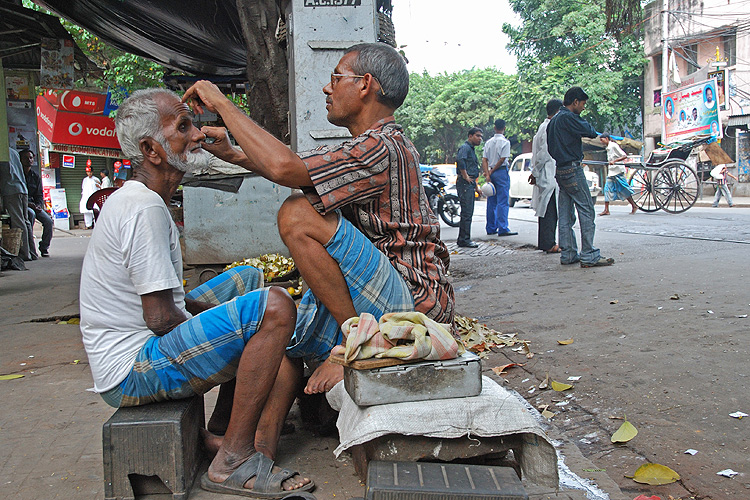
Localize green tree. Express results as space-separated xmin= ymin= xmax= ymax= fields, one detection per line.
xmin=397 ymin=69 xmax=514 ymax=163
xmin=502 ymin=0 xmax=646 ymax=139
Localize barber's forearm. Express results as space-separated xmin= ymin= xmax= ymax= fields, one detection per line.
xmin=215 ymin=100 xmax=312 ymax=187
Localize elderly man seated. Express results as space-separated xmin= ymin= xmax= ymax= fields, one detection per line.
xmin=79 ymin=88 xmax=312 ymax=498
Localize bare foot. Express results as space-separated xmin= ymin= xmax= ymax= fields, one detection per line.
xmin=598 ymin=211 xmax=610 ymax=216
xmin=304 ymin=359 xmax=343 ymax=394
xmin=630 ymin=206 xmax=638 ymax=214
xmin=208 ymin=451 xmax=311 ymax=492
xmin=201 ymin=428 xmax=223 ymax=458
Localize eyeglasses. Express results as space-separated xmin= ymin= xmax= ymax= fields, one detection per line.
xmin=330 ymin=73 xmax=386 ymax=96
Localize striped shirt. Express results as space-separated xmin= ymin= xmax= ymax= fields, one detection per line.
xmin=298 ymin=117 xmax=455 ymax=324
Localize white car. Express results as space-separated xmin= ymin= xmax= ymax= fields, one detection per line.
xmin=508 ymin=153 xmax=601 ymax=207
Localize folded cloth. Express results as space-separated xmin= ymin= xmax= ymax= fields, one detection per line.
xmin=327 ymin=376 xmax=559 ymax=488
xmin=342 ymin=311 xmax=464 ymax=363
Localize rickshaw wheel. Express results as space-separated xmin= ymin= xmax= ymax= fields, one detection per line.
xmin=629 ymin=168 xmax=661 ymax=212
xmin=653 ymin=161 xmax=699 ymax=214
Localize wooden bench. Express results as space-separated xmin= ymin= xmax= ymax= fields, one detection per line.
xmin=102 ymin=395 xmax=204 ymax=500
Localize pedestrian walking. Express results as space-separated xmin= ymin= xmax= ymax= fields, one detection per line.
xmin=482 ymin=119 xmax=517 ymax=237
xmin=598 ymin=134 xmax=638 ymax=215
xmin=455 ymin=127 xmax=483 ymax=248
xmin=547 ymin=86 xmax=614 ymax=268
xmin=530 ymin=99 xmax=562 ymax=253
xmin=711 ymin=164 xmax=736 ymax=207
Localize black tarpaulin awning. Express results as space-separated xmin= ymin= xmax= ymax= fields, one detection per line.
xmin=32 ymin=0 xmax=249 ymax=77
xmin=0 ymin=1 xmax=100 ymax=74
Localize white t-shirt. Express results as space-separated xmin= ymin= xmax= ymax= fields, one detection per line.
xmin=605 ymin=141 xmax=627 ymax=177
xmin=79 ymin=180 xmax=189 ymax=392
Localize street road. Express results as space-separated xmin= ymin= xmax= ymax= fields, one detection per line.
xmin=444 ymin=201 xmax=750 ymax=500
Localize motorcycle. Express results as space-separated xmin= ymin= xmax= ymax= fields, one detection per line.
xmin=422 ymin=170 xmax=461 ymax=227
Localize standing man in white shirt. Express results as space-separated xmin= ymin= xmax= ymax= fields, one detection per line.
xmin=529 ymin=99 xmax=563 ymax=253
xmin=482 ymin=119 xmax=517 ymax=237
xmin=598 ymin=133 xmax=637 ymax=215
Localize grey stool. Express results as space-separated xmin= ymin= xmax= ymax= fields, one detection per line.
xmin=102 ymin=395 xmax=205 ymax=500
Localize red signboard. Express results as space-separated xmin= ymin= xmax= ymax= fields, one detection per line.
xmin=36 ymin=95 xmax=120 ymax=150
xmin=43 ymin=88 xmax=107 ymax=114
xmin=62 ymin=155 xmax=75 ymax=168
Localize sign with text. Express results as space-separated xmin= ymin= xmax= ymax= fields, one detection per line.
xmin=663 ymin=79 xmax=722 ymax=141
xmin=62 ymin=155 xmax=75 ymax=168
xmin=304 ymin=0 xmax=361 ymax=5
xmin=36 ymin=95 xmax=121 ymax=149
xmin=706 ymin=70 xmax=727 ymax=110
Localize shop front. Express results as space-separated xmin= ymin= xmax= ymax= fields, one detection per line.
xmin=36 ymin=89 xmax=129 ymax=228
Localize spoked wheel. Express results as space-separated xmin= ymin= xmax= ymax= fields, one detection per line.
xmin=438 ymin=194 xmax=461 ymax=227
xmin=629 ymin=168 xmax=661 ymax=212
xmin=653 ymin=161 xmax=699 ymax=214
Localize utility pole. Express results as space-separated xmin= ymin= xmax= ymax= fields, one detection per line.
xmin=661 ymin=0 xmax=669 ymax=142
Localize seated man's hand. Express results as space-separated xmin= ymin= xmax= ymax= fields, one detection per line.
xmin=528 ymin=174 xmax=536 ymax=185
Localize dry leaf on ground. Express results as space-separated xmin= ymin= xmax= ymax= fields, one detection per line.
xmin=627 ymin=463 xmax=680 ymax=485
xmin=550 ymin=380 xmax=573 ymax=391
xmin=491 ymin=363 xmax=524 ymax=376
xmin=611 ymin=419 xmax=638 ymax=443
xmin=557 ymin=338 xmax=574 ymax=345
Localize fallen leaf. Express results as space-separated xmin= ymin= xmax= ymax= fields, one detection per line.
xmin=526 ymin=351 xmax=534 ymax=359
xmin=71 ymin=360 xmax=80 ymax=365
xmin=491 ymin=363 xmax=524 ymax=376
xmin=633 ymin=495 xmax=660 ymax=500
xmin=0 ymin=374 xmax=24 ymax=380
xmin=550 ymin=380 xmax=573 ymax=391
xmin=684 ymin=449 xmax=698 ymax=455
xmin=611 ymin=419 xmax=638 ymax=443
xmin=541 ymin=409 xmax=555 ymax=419
xmin=557 ymin=338 xmax=574 ymax=345
xmin=670 ymin=294 xmax=680 ymax=300
xmin=628 ymin=463 xmax=680 ymax=485
xmin=539 ymin=373 xmax=549 ymax=389
xmin=610 ymin=299 xmax=619 ymax=304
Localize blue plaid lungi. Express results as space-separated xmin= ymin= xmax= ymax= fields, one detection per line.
xmin=604 ymin=173 xmax=635 ymax=202
xmin=101 ymin=266 xmax=269 ymax=408
xmin=287 ymin=213 xmax=415 ymax=363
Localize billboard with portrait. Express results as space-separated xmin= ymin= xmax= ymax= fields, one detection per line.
xmin=663 ymin=78 xmax=722 ymax=141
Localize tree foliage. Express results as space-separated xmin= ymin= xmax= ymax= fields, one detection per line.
xmin=502 ymin=0 xmax=646 ymax=139
xmin=396 ymin=69 xmax=514 ymax=163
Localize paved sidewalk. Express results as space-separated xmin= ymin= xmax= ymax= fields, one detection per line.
xmin=1 ymin=227 xmax=623 ymax=500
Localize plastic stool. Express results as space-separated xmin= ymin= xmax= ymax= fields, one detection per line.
xmin=102 ymin=395 xmax=205 ymax=500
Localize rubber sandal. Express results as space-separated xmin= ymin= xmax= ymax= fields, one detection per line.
xmin=200 ymin=451 xmax=314 ymax=498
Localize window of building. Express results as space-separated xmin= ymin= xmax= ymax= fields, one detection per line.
xmin=722 ymin=33 xmax=736 ymax=66
xmin=683 ymin=44 xmax=699 ymax=74
xmin=653 ymin=55 xmax=662 ymax=87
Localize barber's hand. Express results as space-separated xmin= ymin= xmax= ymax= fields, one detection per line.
xmin=182 ymin=80 xmax=228 ymax=114
xmin=528 ymin=174 xmax=536 ymax=185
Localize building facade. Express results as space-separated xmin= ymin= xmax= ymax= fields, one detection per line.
xmin=643 ymin=0 xmax=750 ymax=188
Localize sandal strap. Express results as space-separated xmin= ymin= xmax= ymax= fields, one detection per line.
xmin=223 ymin=452 xmax=267 ymax=490
xmin=255 ymin=465 xmax=297 ymax=493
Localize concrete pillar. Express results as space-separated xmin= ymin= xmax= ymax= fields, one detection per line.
xmin=1 ymin=60 xmax=9 ymax=162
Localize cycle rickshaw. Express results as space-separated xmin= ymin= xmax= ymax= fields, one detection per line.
xmin=588 ymin=135 xmax=712 ymax=214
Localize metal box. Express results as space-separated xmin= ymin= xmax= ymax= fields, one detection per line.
xmin=344 ymin=352 xmax=482 ymax=406
xmin=365 ymin=461 xmax=527 ymax=500
xmin=102 ymin=396 xmax=204 ymax=500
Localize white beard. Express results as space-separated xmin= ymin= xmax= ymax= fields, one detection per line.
xmin=167 ymin=147 xmax=211 ymax=174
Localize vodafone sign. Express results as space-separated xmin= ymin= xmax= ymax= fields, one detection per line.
xmin=36 ymin=96 xmax=120 ymax=149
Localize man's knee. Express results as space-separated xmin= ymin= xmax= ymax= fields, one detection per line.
xmin=277 ymin=193 xmax=337 ymax=246
xmin=259 ymin=287 xmax=297 ymax=343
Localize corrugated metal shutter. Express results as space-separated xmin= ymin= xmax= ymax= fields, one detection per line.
xmin=55 ymin=154 xmax=109 ymax=216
